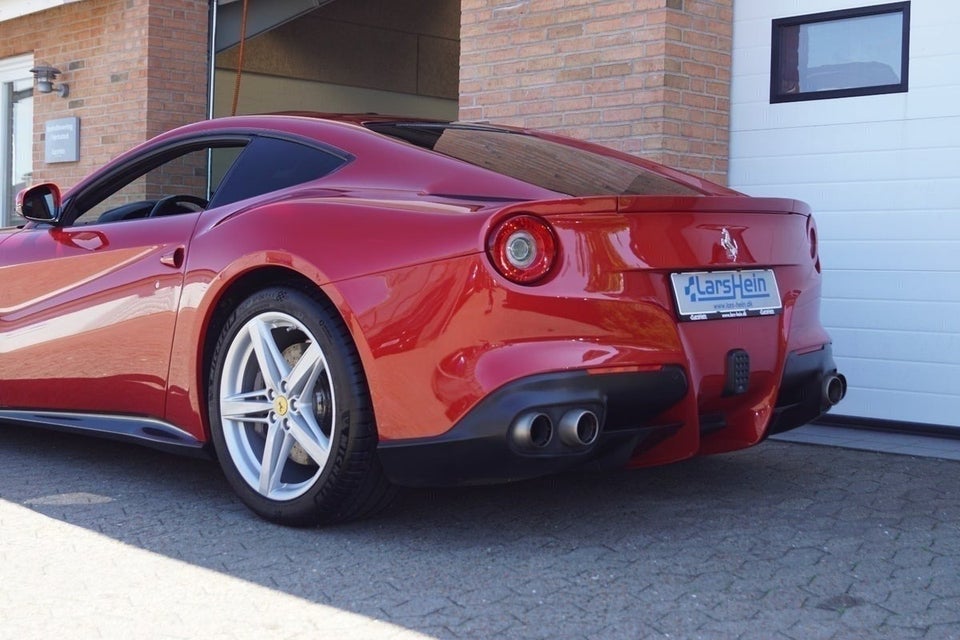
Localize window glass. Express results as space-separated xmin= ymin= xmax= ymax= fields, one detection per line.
xmin=209 ymin=137 xmax=348 ymax=208
xmin=74 ymin=147 xmax=226 ymax=225
xmin=1 ymin=68 xmax=33 ymax=228
xmin=772 ymin=2 xmax=910 ymax=103
xmin=9 ymin=80 xmax=32 ymax=227
xmin=366 ymin=123 xmax=702 ymax=196
xmin=208 ymin=146 xmax=243 ymax=198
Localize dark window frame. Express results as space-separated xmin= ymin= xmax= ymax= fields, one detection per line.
xmin=770 ymin=2 xmax=910 ymax=104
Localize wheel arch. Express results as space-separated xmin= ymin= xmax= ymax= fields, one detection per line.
xmin=197 ymin=266 xmax=370 ymax=442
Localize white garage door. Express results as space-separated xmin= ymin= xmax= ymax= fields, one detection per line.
xmin=728 ymin=0 xmax=960 ymax=428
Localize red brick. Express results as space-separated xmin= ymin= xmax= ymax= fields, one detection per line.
xmin=595 ymin=62 xmax=633 ymax=78
xmin=524 ymin=114 xmax=564 ymax=129
xmin=586 ymin=78 xmax=629 ymax=95
xmin=547 ymin=23 xmax=584 ymax=39
xmin=562 ymin=111 xmax=602 ymax=126
xmin=558 ymin=67 xmax=594 ymax=82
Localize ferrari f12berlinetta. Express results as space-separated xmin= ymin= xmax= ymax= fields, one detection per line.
xmin=1 ymin=114 xmax=845 ymax=525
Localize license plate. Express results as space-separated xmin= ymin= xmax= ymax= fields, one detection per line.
xmin=670 ymin=269 xmax=782 ymax=321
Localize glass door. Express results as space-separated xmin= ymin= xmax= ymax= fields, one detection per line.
xmin=0 ymin=54 xmax=34 ymax=228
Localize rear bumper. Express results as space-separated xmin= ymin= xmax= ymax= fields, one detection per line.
xmin=766 ymin=343 xmax=846 ymax=436
xmin=378 ymin=366 xmax=688 ymax=487
xmin=377 ymin=345 xmax=845 ymax=487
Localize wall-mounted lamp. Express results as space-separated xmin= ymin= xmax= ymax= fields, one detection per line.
xmin=30 ymin=64 xmax=69 ymax=98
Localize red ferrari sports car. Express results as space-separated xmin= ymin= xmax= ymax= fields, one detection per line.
xmin=1 ymin=114 xmax=845 ymax=525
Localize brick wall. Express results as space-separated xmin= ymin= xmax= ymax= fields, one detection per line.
xmin=4 ymin=0 xmax=731 ymax=191
xmin=459 ymin=0 xmax=733 ymax=184
xmin=0 ymin=0 xmax=208 ymax=192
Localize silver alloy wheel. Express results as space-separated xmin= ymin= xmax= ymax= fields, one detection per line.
xmin=218 ymin=311 xmax=335 ymax=501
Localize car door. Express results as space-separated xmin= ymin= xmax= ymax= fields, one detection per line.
xmin=0 ymin=141 xmax=244 ymax=418
xmin=0 ymin=215 xmax=199 ymax=417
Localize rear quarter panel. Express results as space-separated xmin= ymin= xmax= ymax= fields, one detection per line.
xmin=162 ymin=195 xmax=493 ymax=440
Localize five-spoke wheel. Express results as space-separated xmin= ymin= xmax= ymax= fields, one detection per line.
xmin=208 ymin=286 xmax=392 ymax=525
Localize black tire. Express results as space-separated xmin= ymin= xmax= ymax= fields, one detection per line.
xmin=207 ymin=285 xmax=395 ymax=525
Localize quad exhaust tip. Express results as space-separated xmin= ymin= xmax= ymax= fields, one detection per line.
xmin=512 ymin=412 xmax=553 ymax=449
xmin=558 ymin=409 xmax=599 ymax=447
xmin=822 ymin=373 xmax=847 ymax=407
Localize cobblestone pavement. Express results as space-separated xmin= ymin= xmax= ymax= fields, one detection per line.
xmin=1 ymin=426 xmax=959 ymax=640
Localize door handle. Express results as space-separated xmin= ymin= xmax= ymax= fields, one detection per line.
xmin=160 ymin=247 xmax=185 ymax=268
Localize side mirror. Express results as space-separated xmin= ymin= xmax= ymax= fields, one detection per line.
xmin=16 ymin=183 xmax=63 ymax=224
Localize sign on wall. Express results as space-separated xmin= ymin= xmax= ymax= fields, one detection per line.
xmin=44 ymin=117 xmax=79 ymax=163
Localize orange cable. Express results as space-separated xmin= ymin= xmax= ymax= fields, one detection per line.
xmin=230 ymin=0 xmax=249 ymax=116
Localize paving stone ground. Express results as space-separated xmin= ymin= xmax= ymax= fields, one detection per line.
xmin=1 ymin=426 xmax=959 ymax=639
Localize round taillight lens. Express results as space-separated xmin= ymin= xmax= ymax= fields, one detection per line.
xmin=487 ymin=215 xmax=557 ymax=284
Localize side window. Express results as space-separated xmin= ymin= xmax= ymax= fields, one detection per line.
xmin=70 ymin=142 xmax=246 ymax=226
xmin=209 ymin=137 xmax=348 ymax=209
xmin=209 ymin=146 xmax=243 ymax=198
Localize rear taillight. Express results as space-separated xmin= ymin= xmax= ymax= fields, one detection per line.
xmin=487 ymin=214 xmax=557 ymax=284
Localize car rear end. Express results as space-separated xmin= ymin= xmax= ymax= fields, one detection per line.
xmin=350 ymin=120 xmax=844 ymax=485
xmin=498 ymin=194 xmax=841 ymax=454
xmin=370 ymin=192 xmax=844 ymax=486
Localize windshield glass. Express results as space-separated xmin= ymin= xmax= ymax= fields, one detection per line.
xmin=366 ymin=122 xmax=702 ymax=197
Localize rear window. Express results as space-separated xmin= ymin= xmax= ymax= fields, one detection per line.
xmin=365 ymin=122 xmax=701 ymax=197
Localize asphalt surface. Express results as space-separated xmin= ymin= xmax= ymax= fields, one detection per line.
xmin=1 ymin=425 xmax=959 ymax=639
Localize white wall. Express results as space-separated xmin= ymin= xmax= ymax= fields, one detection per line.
xmin=0 ymin=0 xmax=84 ymax=22
xmin=729 ymin=1 xmax=960 ymax=428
